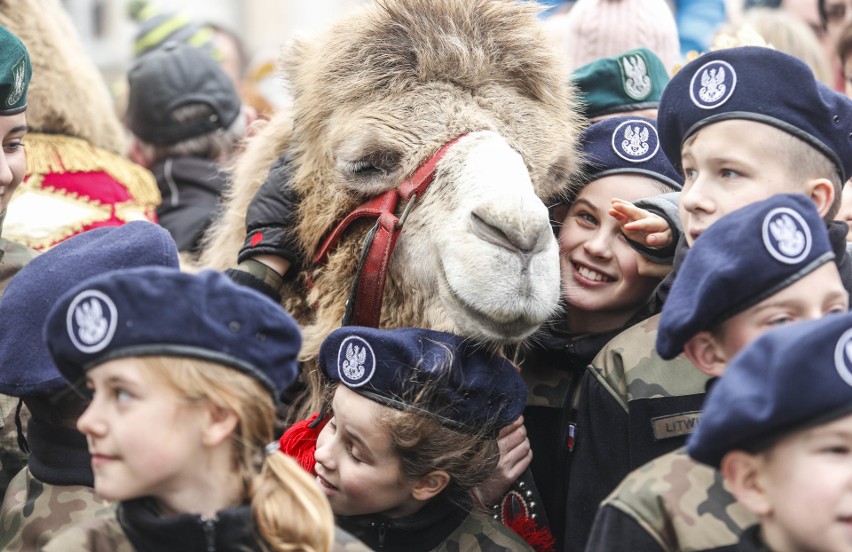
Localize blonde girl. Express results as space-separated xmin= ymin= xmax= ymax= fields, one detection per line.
xmin=42 ymin=267 xmax=338 ymax=552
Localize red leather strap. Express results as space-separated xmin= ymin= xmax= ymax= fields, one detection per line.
xmin=311 ymin=134 xmax=467 ymax=327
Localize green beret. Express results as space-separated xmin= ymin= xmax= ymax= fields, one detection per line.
xmin=572 ymin=48 xmax=670 ymax=120
xmin=0 ymin=25 xmax=30 ymax=115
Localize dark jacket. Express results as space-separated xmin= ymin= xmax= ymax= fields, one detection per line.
xmin=337 ymin=497 xmax=531 ymax=552
xmin=152 ymin=157 xmax=226 ymax=255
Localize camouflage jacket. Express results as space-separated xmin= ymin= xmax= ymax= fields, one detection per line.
xmin=340 ymin=499 xmax=532 ymax=552
xmin=519 ymin=320 xmax=631 ymax=550
xmin=0 ymin=466 xmax=114 ymax=551
xmin=563 ymin=313 xmax=711 ymax=552
xmin=43 ymin=501 xmax=372 ymax=552
xmin=585 ymin=447 xmax=756 ymax=552
xmin=0 ymin=233 xmax=38 ymax=501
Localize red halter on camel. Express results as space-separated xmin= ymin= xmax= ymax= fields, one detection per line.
xmin=312 ymin=134 xmax=467 ymax=328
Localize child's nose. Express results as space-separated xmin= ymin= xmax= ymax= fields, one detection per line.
xmin=76 ymin=401 xmax=106 ymax=437
xmin=583 ymin=231 xmax=612 ymax=259
xmin=314 ymin=439 xmax=336 ymax=470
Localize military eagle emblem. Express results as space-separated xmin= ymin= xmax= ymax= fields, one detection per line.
xmin=621 ymin=125 xmax=650 ymax=157
xmin=6 ymin=57 xmax=25 ymax=107
xmin=699 ymin=67 xmax=727 ymax=104
xmin=75 ymin=298 xmax=110 ymax=346
xmin=622 ymin=54 xmax=652 ymax=100
xmin=342 ymin=342 xmax=368 ymax=380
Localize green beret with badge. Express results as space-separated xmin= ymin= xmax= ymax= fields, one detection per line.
xmin=572 ymin=47 xmax=670 ymax=120
xmin=0 ymin=24 xmax=30 ymax=115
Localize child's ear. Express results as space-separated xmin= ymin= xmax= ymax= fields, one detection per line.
xmin=804 ymin=177 xmax=836 ymax=219
xmin=682 ymin=331 xmax=728 ymax=377
xmin=411 ymin=470 xmax=451 ymax=502
xmin=720 ymin=451 xmax=772 ymax=517
xmin=201 ymin=403 xmax=239 ymax=447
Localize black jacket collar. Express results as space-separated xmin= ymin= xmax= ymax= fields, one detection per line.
xmin=118 ymin=497 xmax=260 ymax=552
xmin=27 ymin=418 xmax=93 ymax=487
xmin=337 ymin=497 xmax=468 ymax=551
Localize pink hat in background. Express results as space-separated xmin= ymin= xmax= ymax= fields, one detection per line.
xmin=550 ymin=0 xmax=681 ymax=74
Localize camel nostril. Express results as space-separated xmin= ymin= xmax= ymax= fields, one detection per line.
xmin=470 ymin=211 xmax=539 ymax=255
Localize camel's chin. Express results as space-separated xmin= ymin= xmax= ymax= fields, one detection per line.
xmin=438 ymin=261 xmax=559 ymax=343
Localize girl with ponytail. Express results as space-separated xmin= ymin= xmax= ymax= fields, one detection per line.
xmin=41 ymin=267 xmax=347 ymax=552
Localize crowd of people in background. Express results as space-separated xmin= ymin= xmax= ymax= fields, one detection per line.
xmin=2 ymin=0 xmax=852 ymax=551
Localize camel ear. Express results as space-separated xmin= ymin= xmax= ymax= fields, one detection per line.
xmin=411 ymin=470 xmax=450 ymax=502
xmin=720 ymin=451 xmax=772 ymax=517
xmin=682 ymin=331 xmax=728 ymax=377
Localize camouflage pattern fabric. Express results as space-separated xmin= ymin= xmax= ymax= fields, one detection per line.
xmin=587 ymin=448 xmax=756 ymax=552
xmin=432 ymin=509 xmax=534 ymax=552
xmin=564 ymin=313 xmax=710 ymax=551
xmin=0 ymin=236 xmax=37 ymax=500
xmin=43 ymin=513 xmax=375 ymax=551
xmin=0 ymin=467 xmax=114 ymax=551
xmin=0 ymin=395 xmax=27 ymax=500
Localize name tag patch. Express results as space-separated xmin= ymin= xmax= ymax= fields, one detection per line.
xmin=651 ymin=411 xmax=702 ymax=441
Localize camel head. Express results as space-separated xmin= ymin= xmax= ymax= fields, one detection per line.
xmin=202 ymin=0 xmax=584 ymax=376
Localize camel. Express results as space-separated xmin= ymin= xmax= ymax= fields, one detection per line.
xmin=201 ymin=0 xmax=585 ymax=416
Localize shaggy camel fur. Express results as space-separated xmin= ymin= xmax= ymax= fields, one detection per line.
xmin=202 ymin=0 xmax=585 ymax=415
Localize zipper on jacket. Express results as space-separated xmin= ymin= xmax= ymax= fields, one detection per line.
xmin=200 ymin=515 xmax=217 ymax=552
xmin=371 ymin=521 xmax=388 ymax=548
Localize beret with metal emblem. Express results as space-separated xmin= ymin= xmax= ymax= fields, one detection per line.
xmin=319 ymin=326 xmax=526 ymax=437
xmin=0 ymin=24 xmax=31 ymax=115
xmin=581 ymin=116 xmax=683 ymax=190
xmin=0 ymin=222 xmax=179 ymax=398
xmin=656 ymin=194 xmax=835 ymax=360
xmin=44 ymin=267 xmax=301 ymax=399
xmin=688 ymin=312 xmax=852 ymax=468
xmin=572 ymin=48 xmax=670 ymax=120
xmin=656 ymin=46 xmax=852 ymax=181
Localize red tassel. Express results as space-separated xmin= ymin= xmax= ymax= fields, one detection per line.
xmin=505 ymin=515 xmax=556 ymax=552
xmin=278 ymin=413 xmax=328 ymax=476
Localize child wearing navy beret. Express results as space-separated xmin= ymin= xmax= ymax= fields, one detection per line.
xmin=689 ymin=312 xmax=852 ymax=552
xmin=42 ymin=267 xmax=338 ymax=552
xmin=279 ymin=326 xmax=535 ymax=552
xmin=586 ymin=194 xmax=849 ymax=551
xmin=565 ymin=46 xmax=852 ymax=552
xmin=518 ymin=114 xmax=682 ymax=548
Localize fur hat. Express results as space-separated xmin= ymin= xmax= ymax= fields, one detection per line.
xmin=556 ymin=0 xmax=681 ymax=74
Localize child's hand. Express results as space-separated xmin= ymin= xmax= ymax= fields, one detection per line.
xmin=609 ymin=198 xmax=672 ymax=249
xmin=474 ymin=416 xmax=532 ymax=506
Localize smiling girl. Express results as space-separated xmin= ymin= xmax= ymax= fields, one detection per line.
xmin=518 ymin=115 xmax=683 ymax=547
xmin=41 ymin=268 xmax=336 ymax=552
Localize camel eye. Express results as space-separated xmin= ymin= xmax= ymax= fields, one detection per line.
xmin=345 ymin=159 xmax=382 ymax=176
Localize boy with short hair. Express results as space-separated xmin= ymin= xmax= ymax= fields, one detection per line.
xmin=585 ymin=193 xmax=848 ymax=551
xmin=564 ymin=46 xmax=852 ymax=552
xmin=688 ymin=311 xmax=852 ymax=552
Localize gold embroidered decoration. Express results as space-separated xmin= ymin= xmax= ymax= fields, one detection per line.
xmin=24 ymin=133 xmax=161 ymax=208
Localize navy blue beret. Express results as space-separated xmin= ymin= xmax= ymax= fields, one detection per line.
xmin=0 ymin=222 xmax=179 ymax=398
xmin=45 ymin=268 xmax=301 ymax=399
xmin=657 ymin=194 xmax=834 ymax=359
xmin=581 ymin=116 xmax=683 ymax=190
xmin=657 ymin=47 xmax=852 ymax=181
xmin=688 ymin=312 xmax=852 ymax=468
xmin=572 ymin=48 xmax=670 ymax=120
xmin=320 ymin=327 xmax=526 ymax=437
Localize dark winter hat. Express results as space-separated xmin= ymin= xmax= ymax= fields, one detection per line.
xmin=0 ymin=24 xmax=31 ymax=115
xmin=572 ymin=48 xmax=670 ymax=120
xmin=320 ymin=326 xmax=526 ymax=437
xmin=126 ymin=42 xmax=240 ymax=145
xmin=657 ymin=194 xmax=835 ymax=359
xmin=580 ymin=116 xmax=682 ymax=190
xmin=46 ymin=268 xmax=301 ymax=399
xmin=657 ymin=46 xmax=852 ymax=181
xmin=0 ymin=222 xmax=179 ymax=398
xmin=688 ymin=312 xmax=852 ymax=468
